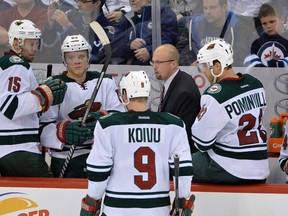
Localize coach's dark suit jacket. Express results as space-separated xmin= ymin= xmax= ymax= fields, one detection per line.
xmin=159 ymin=70 xmax=201 ymax=153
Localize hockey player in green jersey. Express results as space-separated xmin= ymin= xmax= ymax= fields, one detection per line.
xmin=0 ymin=20 xmax=67 ymax=177
xmin=191 ymin=38 xmax=270 ymax=184
xmin=80 ymin=70 xmax=195 ymax=216
xmin=40 ymin=34 xmax=125 ymax=178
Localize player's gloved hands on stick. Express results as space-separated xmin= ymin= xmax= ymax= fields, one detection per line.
xmin=32 ymin=78 xmax=67 ymax=112
xmin=170 ymin=194 xmax=195 ymax=216
xmin=80 ymin=195 xmax=101 ymax=216
xmin=56 ymin=120 xmax=93 ymax=145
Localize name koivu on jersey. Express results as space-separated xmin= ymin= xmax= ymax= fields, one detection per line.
xmin=224 ymin=92 xmax=266 ymax=119
xmin=128 ymin=128 xmax=160 ymax=143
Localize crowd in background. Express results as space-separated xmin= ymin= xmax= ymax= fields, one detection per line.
xmin=0 ymin=0 xmax=287 ymax=67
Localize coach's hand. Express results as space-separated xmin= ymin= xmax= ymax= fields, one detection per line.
xmin=56 ymin=120 xmax=93 ymax=145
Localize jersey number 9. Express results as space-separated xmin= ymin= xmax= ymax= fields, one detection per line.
xmin=134 ymin=147 xmax=156 ymax=190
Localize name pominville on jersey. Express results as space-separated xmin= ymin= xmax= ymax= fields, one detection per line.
xmin=205 ymin=74 xmax=266 ymax=119
xmin=224 ymin=91 xmax=266 ymax=119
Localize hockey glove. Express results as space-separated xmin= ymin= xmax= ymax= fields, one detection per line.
xmin=32 ymin=78 xmax=67 ymax=112
xmin=43 ymin=78 xmax=67 ymax=105
xmin=80 ymin=195 xmax=101 ymax=216
xmin=85 ymin=111 xmax=107 ymax=131
xmin=56 ymin=120 xmax=93 ymax=145
xmin=170 ymin=194 xmax=195 ymax=216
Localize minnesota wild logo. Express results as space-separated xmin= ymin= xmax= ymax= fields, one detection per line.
xmin=9 ymin=55 xmax=24 ymax=63
xmin=68 ymin=100 xmax=102 ymax=120
xmin=207 ymin=83 xmax=221 ymax=94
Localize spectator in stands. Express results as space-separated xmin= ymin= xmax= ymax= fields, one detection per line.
xmin=227 ymin=0 xmax=270 ymax=42
xmin=0 ymin=0 xmax=14 ymax=10
xmin=36 ymin=0 xmax=78 ymax=10
xmin=42 ymin=0 xmax=125 ymax=64
xmin=40 ymin=35 xmax=125 ymax=178
xmin=176 ymin=0 xmax=249 ymax=67
xmin=103 ymin=0 xmax=131 ymax=23
xmin=279 ymin=121 xmax=288 ymax=176
xmin=36 ymin=0 xmax=78 ymax=11
xmin=192 ymin=38 xmax=270 ymax=184
xmin=0 ymin=0 xmax=47 ymax=58
xmin=227 ymin=0 xmax=270 ymax=17
xmin=119 ymin=0 xmax=178 ymax=65
xmin=152 ymin=44 xmax=201 ymax=153
xmin=0 ymin=20 xmax=67 ymax=177
xmin=243 ymin=2 xmax=288 ymax=69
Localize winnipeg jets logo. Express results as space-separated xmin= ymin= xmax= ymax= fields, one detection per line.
xmin=258 ymin=41 xmax=287 ymax=66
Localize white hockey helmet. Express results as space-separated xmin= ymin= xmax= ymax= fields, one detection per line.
xmin=61 ymin=34 xmax=92 ymax=63
xmin=119 ymin=71 xmax=151 ymax=105
xmin=197 ymin=39 xmax=233 ymax=79
xmin=8 ymin=19 xmax=42 ymax=51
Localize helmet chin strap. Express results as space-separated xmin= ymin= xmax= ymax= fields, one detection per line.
xmin=210 ymin=64 xmax=224 ymax=84
xmin=12 ymin=42 xmax=23 ymax=58
xmin=121 ymin=96 xmax=130 ymax=106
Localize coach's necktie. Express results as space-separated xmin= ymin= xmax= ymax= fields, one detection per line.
xmin=158 ymin=85 xmax=165 ymax=111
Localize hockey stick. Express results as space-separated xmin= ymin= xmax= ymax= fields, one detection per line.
xmin=59 ymin=21 xmax=111 ymax=178
xmin=41 ymin=64 xmax=53 ymax=159
xmin=174 ymin=154 xmax=180 ymax=215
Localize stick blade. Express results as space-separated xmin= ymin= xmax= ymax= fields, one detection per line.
xmin=89 ymin=21 xmax=110 ymax=46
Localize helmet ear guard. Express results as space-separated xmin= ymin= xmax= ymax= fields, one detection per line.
xmin=8 ymin=19 xmax=42 ymax=53
xmin=118 ymin=71 xmax=151 ymax=105
xmin=197 ymin=39 xmax=233 ymax=79
xmin=61 ymin=34 xmax=92 ymax=65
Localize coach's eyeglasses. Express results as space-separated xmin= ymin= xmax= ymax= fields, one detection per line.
xmin=150 ymin=60 xmax=175 ymax=66
xmin=77 ymin=0 xmax=94 ymax=3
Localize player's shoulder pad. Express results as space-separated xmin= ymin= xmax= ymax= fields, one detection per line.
xmin=242 ymin=73 xmax=263 ymax=88
xmin=97 ymin=112 xmax=122 ymax=128
xmin=162 ymin=112 xmax=185 ymax=128
xmin=203 ymin=82 xmax=231 ymax=104
xmin=99 ymin=112 xmax=113 ymax=120
xmin=86 ymin=71 xmax=113 ymax=81
xmin=99 ymin=111 xmax=185 ymax=129
xmin=0 ymin=54 xmax=30 ymax=70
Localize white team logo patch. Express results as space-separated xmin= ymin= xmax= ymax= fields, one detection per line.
xmin=105 ymin=26 xmax=115 ymax=35
xmin=147 ymin=21 xmax=152 ymax=29
xmin=207 ymin=83 xmax=221 ymax=94
xmin=9 ymin=56 xmax=24 ymax=63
